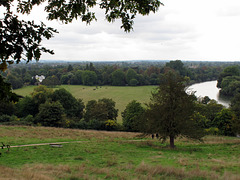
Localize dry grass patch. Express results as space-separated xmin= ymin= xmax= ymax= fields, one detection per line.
xmin=203 ymin=136 xmax=240 ymax=144
xmin=135 ymin=161 xmax=220 ymax=180
xmin=0 ymin=165 xmax=54 ymax=180
xmin=0 ymin=125 xmax=140 ymax=144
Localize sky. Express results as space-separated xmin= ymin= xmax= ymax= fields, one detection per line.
xmin=14 ymin=0 xmax=240 ymax=61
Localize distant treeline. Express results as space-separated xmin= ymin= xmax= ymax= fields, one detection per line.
xmin=2 ymin=60 xmax=240 ymax=89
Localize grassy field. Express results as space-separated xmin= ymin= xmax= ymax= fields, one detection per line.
xmin=0 ymin=126 xmax=240 ymax=179
xmin=13 ymin=85 xmax=157 ymax=122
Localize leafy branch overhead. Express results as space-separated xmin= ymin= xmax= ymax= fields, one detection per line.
xmin=0 ymin=0 xmax=163 ymax=71
xmin=18 ymin=0 xmax=163 ymax=30
xmin=0 ymin=13 xmax=57 ymax=71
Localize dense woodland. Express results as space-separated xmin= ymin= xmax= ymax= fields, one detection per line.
xmin=1 ymin=60 xmax=240 ymax=141
xmin=1 ymin=60 xmax=238 ymax=89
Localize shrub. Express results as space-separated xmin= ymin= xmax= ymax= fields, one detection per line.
xmin=105 ymin=120 xmax=118 ymax=131
xmin=0 ymin=115 xmax=11 ymax=122
xmin=205 ymin=127 xmax=219 ymax=135
xmin=22 ymin=115 xmax=35 ymax=124
xmin=129 ymin=79 xmax=138 ymax=86
xmin=88 ymin=119 xmax=105 ymax=130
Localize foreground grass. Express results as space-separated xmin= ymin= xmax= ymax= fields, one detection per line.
xmin=13 ymin=85 xmax=156 ymax=122
xmin=0 ymin=126 xmax=240 ymax=179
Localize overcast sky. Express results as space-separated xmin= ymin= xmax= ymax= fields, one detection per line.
xmin=21 ymin=0 xmax=240 ymax=61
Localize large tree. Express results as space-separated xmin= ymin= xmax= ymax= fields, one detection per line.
xmin=143 ymin=72 xmax=204 ymax=148
xmin=112 ymin=69 xmax=126 ymax=86
xmin=1 ymin=0 xmax=163 ymax=71
xmin=84 ymin=98 xmax=118 ymax=122
xmin=82 ymin=70 xmax=97 ymax=86
xmin=126 ymin=68 xmax=138 ymax=85
xmin=35 ymin=100 xmax=64 ymax=127
xmin=51 ymin=88 xmax=84 ymax=118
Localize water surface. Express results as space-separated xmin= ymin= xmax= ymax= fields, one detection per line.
xmin=187 ymin=80 xmax=230 ymax=107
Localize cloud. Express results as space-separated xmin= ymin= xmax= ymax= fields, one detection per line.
xmin=9 ymin=0 xmax=240 ymax=61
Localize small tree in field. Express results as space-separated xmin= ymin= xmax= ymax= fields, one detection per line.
xmin=122 ymin=100 xmax=145 ymax=132
xmin=143 ymin=72 xmax=204 ymax=148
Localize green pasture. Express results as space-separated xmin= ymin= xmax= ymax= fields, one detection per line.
xmin=14 ymin=85 xmax=157 ymax=122
xmin=0 ymin=126 xmax=240 ymax=179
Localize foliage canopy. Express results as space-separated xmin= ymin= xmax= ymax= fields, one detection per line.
xmin=142 ymin=72 xmax=204 ymax=148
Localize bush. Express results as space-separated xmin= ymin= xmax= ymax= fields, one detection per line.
xmin=88 ymin=119 xmax=105 ymax=130
xmin=105 ymin=120 xmax=118 ymax=131
xmin=205 ymin=127 xmax=219 ymax=135
xmin=0 ymin=115 xmax=11 ymax=122
xmin=69 ymin=119 xmax=89 ymax=129
xmin=21 ymin=115 xmax=35 ymax=124
xmin=129 ymin=79 xmax=138 ymax=86
xmin=0 ymin=115 xmax=33 ymax=125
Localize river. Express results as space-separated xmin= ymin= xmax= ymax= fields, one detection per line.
xmin=187 ymin=80 xmax=230 ymax=107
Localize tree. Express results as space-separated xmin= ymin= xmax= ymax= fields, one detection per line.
xmin=51 ymin=88 xmax=84 ymax=118
xmin=42 ymin=75 xmax=61 ymax=87
xmin=200 ymin=96 xmax=211 ymax=104
xmin=213 ymin=108 xmax=235 ymax=136
xmin=0 ymin=5 xmax=57 ymax=71
xmin=84 ymin=98 xmax=118 ymax=122
xmin=0 ymin=75 xmax=19 ymax=103
xmin=195 ymin=100 xmax=224 ymax=125
xmin=98 ymin=98 xmax=118 ymax=120
xmin=219 ymin=76 xmax=240 ymax=96
xmin=24 ymin=85 xmax=53 ymax=116
xmin=112 ymin=69 xmax=126 ymax=86
xmin=126 ymin=68 xmax=138 ymax=85
xmin=165 ymin=60 xmax=187 ymax=76
xmin=15 ymin=96 xmax=38 ymax=117
xmin=143 ymin=72 xmax=204 ymax=148
xmin=122 ymin=100 xmax=145 ymax=132
xmin=31 ymin=85 xmax=53 ymax=106
xmin=70 ymin=70 xmax=83 ymax=85
xmin=67 ymin=64 xmax=73 ymax=72
xmin=149 ymin=73 xmax=160 ymax=85
xmin=204 ymin=100 xmax=224 ymax=123
xmin=129 ymin=79 xmax=138 ymax=86
xmin=84 ymin=100 xmax=98 ymax=122
xmin=61 ymin=73 xmax=73 ymax=84
xmin=0 ymin=75 xmax=19 ymax=117
xmin=1 ymin=0 xmax=163 ymax=71
xmin=230 ymin=93 xmax=240 ymax=134
xmin=6 ymin=74 xmax=23 ymax=89
xmin=217 ymin=66 xmax=240 ymax=88
xmin=35 ymin=100 xmax=64 ymax=127
xmin=82 ymin=70 xmax=97 ymax=86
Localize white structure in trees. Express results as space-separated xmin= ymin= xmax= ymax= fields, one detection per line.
xmin=34 ymin=75 xmax=45 ymax=83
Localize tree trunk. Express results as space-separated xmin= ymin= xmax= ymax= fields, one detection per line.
xmin=169 ymin=135 xmax=175 ymax=148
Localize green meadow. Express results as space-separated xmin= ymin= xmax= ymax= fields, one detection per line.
xmin=0 ymin=126 xmax=240 ymax=179
xmin=14 ymin=85 xmax=157 ymax=122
